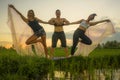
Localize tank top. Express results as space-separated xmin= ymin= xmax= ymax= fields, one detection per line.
xmin=80 ymin=20 xmax=90 ymax=29
xmin=28 ymin=19 xmax=42 ymax=33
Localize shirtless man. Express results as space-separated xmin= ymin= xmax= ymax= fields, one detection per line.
xmin=48 ymin=9 xmax=70 ymax=58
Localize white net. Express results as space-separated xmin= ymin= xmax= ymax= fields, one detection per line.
xmin=8 ymin=7 xmax=45 ymax=57
xmin=74 ymin=22 xmax=115 ymax=56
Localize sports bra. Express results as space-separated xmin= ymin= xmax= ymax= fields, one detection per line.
xmin=80 ymin=20 xmax=90 ymax=29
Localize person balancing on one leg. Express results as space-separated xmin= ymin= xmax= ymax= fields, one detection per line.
xmin=9 ymin=4 xmax=49 ymax=58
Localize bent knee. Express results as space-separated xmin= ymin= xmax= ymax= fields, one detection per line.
xmin=25 ymin=41 xmax=30 ymax=45
xmin=88 ymin=40 xmax=92 ymax=45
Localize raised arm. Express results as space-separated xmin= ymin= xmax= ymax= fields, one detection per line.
xmin=70 ymin=19 xmax=83 ymax=25
xmin=9 ymin=4 xmax=28 ymax=23
xmin=35 ymin=17 xmax=49 ymax=24
xmin=89 ymin=19 xmax=111 ymax=26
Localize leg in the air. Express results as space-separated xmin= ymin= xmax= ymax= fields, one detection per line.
xmin=25 ymin=34 xmax=42 ymax=55
xmin=25 ymin=34 xmax=42 ymax=45
xmin=80 ymin=34 xmax=92 ymax=45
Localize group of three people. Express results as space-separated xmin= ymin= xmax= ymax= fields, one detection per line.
xmin=9 ymin=5 xmax=110 ymax=58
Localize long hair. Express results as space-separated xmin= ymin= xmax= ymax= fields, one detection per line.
xmin=27 ymin=9 xmax=35 ymax=18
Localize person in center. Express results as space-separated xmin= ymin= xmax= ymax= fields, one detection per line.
xmin=70 ymin=13 xmax=110 ymax=56
xmin=48 ymin=9 xmax=70 ymax=58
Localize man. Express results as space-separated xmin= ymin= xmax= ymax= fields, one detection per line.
xmin=48 ymin=9 xmax=70 ymax=58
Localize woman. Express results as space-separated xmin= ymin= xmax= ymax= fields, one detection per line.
xmin=70 ymin=13 xmax=110 ymax=56
xmin=9 ymin=5 xmax=48 ymax=58
xmin=48 ymin=9 xmax=70 ymax=58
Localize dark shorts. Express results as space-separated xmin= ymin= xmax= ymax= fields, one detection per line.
xmin=52 ymin=31 xmax=67 ymax=48
xmin=34 ymin=28 xmax=46 ymax=37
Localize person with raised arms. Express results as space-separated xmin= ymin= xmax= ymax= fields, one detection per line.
xmin=70 ymin=13 xmax=110 ymax=56
xmin=9 ymin=4 xmax=49 ymax=58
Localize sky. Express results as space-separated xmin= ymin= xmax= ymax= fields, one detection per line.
xmin=0 ymin=0 xmax=120 ymax=43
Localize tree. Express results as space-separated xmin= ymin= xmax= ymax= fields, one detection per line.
xmin=102 ymin=40 xmax=120 ymax=49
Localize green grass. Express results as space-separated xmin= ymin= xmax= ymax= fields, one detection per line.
xmin=48 ymin=47 xmax=120 ymax=57
xmin=52 ymin=47 xmax=69 ymax=57
xmin=0 ymin=48 xmax=51 ymax=80
xmin=1 ymin=47 xmax=120 ymax=57
xmin=0 ymin=47 xmax=120 ymax=79
xmin=90 ymin=48 xmax=120 ymax=57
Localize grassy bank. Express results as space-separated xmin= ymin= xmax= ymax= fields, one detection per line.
xmin=52 ymin=48 xmax=120 ymax=57
xmin=0 ymin=48 xmax=120 ymax=79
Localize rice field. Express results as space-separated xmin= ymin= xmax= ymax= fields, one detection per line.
xmin=51 ymin=48 xmax=120 ymax=57
xmin=0 ymin=47 xmax=120 ymax=80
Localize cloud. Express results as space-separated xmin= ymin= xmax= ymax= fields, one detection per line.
xmin=101 ymin=32 xmax=120 ymax=43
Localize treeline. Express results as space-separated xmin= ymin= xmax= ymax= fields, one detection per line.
xmin=0 ymin=40 xmax=120 ymax=50
xmin=0 ymin=46 xmax=16 ymax=54
xmin=97 ymin=40 xmax=120 ymax=49
xmin=0 ymin=46 xmax=14 ymax=50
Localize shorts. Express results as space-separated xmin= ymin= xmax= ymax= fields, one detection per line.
xmin=52 ymin=31 xmax=67 ymax=48
xmin=34 ymin=28 xmax=46 ymax=37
